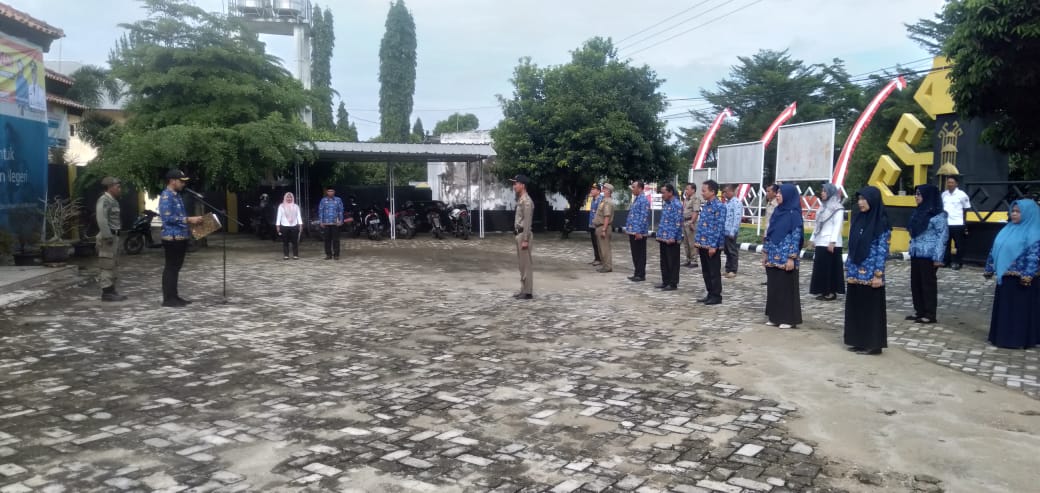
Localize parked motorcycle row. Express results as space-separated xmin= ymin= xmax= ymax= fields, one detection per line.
xmin=307 ymin=199 xmax=471 ymax=242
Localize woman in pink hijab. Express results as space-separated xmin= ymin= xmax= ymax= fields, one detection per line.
xmin=276 ymin=192 xmax=302 ymax=259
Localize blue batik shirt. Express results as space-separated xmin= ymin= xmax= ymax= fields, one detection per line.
xmin=626 ymin=194 xmax=650 ymax=235
xmin=589 ymin=195 xmax=602 ymax=228
xmin=724 ymin=198 xmax=742 ymax=237
xmin=909 ymin=214 xmax=949 ymax=263
xmin=764 ymin=229 xmax=803 ymax=269
xmin=159 ymin=188 xmax=189 ymax=239
xmin=695 ymin=198 xmax=727 ymax=249
xmin=846 ymin=230 xmax=891 ymax=285
xmin=985 ymin=240 xmax=1040 ymax=286
xmin=656 ymin=197 xmax=683 ymax=242
xmin=318 ymin=196 xmax=344 ymax=225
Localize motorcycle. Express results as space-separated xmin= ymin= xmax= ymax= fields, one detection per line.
xmin=447 ymin=204 xmax=471 ymax=240
xmin=361 ymin=205 xmax=385 ymax=240
xmin=427 ymin=203 xmax=446 ymax=239
xmin=123 ymin=210 xmax=160 ymax=255
xmin=560 ymin=210 xmax=576 ymax=239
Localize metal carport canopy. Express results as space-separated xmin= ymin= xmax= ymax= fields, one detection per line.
xmin=308 ymin=141 xmax=498 ymax=239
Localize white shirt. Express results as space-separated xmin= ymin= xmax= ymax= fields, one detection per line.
xmin=276 ymin=205 xmax=302 ymax=227
xmin=942 ymin=189 xmax=971 ymax=226
xmin=810 ymin=207 xmax=844 ymax=247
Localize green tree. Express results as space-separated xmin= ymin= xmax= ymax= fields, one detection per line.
xmin=95 ymin=0 xmax=312 ymax=193
xmin=411 ymin=118 xmax=425 ymax=142
xmin=905 ymin=0 xmax=966 ymax=55
xmin=66 ymin=65 xmax=121 ymax=108
xmin=433 ymin=112 xmax=479 ymax=136
xmin=335 ymin=102 xmax=359 ymax=142
xmin=311 ymin=5 xmax=336 ymax=131
xmin=492 ymin=37 xmax=673 ymax=214
xmin=378 ymin=0 xmax=417 ymax=142
xmin=945 ymin=0 xmax=1040 ymax=173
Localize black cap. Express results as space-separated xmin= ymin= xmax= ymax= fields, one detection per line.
xmin=509 ymin=174 xmax=530 ymax=185
xmin=591 ymin=182 xmax=601 ymax=190
xmin=165 ymin=169 xmax=189 ymax=181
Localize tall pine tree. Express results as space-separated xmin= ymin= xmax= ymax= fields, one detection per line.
xmin=311 ymin=5 xmax=336 ymax=131
xmin=335 ymin=102 xmax=358 ymax=142
xmin=378 ymin=0 xmax=417 ymax=142
xmin=412 ymin=118 xmax=425 ymax=142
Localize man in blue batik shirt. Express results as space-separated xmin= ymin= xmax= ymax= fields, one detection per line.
xmin=656 ymin=183 xmax=684 ymax=291
xmin=158 ymin=169 xmax=202 ymax=308
xmin=722 ymin=184 xmax=743 ymax=277
xmin=588 ymin=183 xmax=603 ymax=266
xmin=695 ymin=180 xmax=727 ymax=305
xmin=318 ymin=186 xmax=345 ymax=260
xmin=626 ymin=181 xmax=651 ymax=282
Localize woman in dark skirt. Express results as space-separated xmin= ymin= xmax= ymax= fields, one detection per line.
xmin=763 ymin=184 xmax=804 ymax=328
xmin=984 ymin=199 xmax=1040 ymax=349
xmin=906 ymin=184 xmax=948 ymax=324
xmin=844 ymin=186 xmax=891 ymax=355
xmin=809 ymin=183 xmax=845 ymax=300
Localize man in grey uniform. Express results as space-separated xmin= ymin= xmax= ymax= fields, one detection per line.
xmin=512 ymin=174 xmax=534 ymax=299
xmin=96 ymin=176 xmax=127 ymax=301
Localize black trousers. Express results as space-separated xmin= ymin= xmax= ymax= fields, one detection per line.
xmin=946 ymin=225 xmax=966 ymax=264
xmin=910 ymin=257 xmax=939 ymax=319
xmin=659 ymin=241 xmax=680 ymax=287
xmin=323 ymin=225 xmax=340 ymax=257
xmin=724 ymin=235 xmax=739 ymax=273
xmin=162 ymin=239 xmax=188 ymax=302
xmin=698 ymin=247 xmax=722 ymax=300
xmin=630 ymin=236 xmax=647 ymax=278
xmin=589 ymin=227 xmax=601 ymax=261
xmin=281 ymin=225 xmax=300 ymax=257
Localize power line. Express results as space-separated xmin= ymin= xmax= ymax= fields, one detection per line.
xmin=616 ymin=0 xmax=720 ymax=45
xmin=347 ymin=104 xmax=500 ymax=113
xmin=618 ymin=0 xmax=740 ymax=52
xmin=625 ymin=0 xmax=768 ymax=58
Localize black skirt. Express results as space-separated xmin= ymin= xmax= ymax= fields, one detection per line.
xmin=989 ymin=278 xmax=1039 ymax=349
xmin=766 ymin=267 xmax=803 ymax=325
xmin=844 ymin=283 xmax=887 ymax=350
xmin=810 ymin=246 xmax=845 ymax=295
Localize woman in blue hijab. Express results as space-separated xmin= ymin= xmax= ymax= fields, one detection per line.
xmin=984 ymin=199 xmax=1040 ymax=349
xmin=762 ymin=184 xmax=804 ymax=328
xmin=906 ymin=184 xmax=948 ymax=324
xmin=844 ymin=186 xmax=892 ymax=355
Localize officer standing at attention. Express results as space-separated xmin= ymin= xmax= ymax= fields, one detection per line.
xmin=588 ymin=183 xmax=603 ymax=267
xmin=594 ymin=183 xmax=616 ymax=273
xmin=682 ymin=182 xmax=702 ymax=269
xmin=512 ymin=174 xmax=534 ymax=300
xmin=96 ymin=177 xmax=127 ymax=302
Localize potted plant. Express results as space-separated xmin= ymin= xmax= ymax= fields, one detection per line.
xmin=11 ymin=206 xmax=42 ymax=266
xmin=39 ymin=196 xmax=82 ymax=265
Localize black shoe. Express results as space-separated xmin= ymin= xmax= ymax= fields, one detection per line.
xmin=325 ymin=256 xmax=333 ymax=260
xmin=816 ymin=295 xmax=828 ymax=301
xmin=951 ymin=263 xmax=962 ymax=271
xmin=856 ymin=348 xmax=883 ymax=355
xmin=177 ymin=297 xmax=192 ymax=305
xmin=703 ymin=298 xmax=722 ymax=305
xmin=628 ymin=276 xmax=645 ymax=282
xmin=696 ymin=297 xmax=709 ymax=303
xmin=520 ymin=294 xmax=533 ymax=300
xmin=101 ymin=292 xmax=127 ymax=302
xmin=915 ymin=317 xmax=937 ymax=324
xmin=334 ymin=255 xmax=340 ymax=260
xmin=847 ymin=346 xmax=864 ymax=352
xmin=905 ymin=315 xmax=920 ymax=321
xmin=822 ymin=294 xmax=837 ymax=301
xmin=162 ymin=299 xmax=187 ymax=308
xmin=662 ymin=285 xmax=677 ymax=291
xmin=654 ymin=283 xmax=667 ymax=289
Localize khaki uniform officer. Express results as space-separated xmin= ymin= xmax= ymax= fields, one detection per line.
xmin=682 ymin=183 xmax=702 ymax=268
xmin=511 ymin=174 xmax=534 ymax=300
xmin=96 ymin=177 xmax=127 ymax=302
xmin=594 ymin=184 xmax=615 ymax=273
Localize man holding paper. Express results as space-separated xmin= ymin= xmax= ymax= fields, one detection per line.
xmin=158 ymin=169 xmax=203 ymax=308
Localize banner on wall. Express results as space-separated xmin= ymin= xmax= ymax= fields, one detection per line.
xmin=0 ymin=34 xmax=48 ymax=233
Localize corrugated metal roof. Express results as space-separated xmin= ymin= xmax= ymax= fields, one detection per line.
xmin=311 ymin=141 xmax=496 ymax=162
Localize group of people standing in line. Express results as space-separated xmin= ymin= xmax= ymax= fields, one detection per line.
xmin=568 ymin=175 xmax=1039 ymax=353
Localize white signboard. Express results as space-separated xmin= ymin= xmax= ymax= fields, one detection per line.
xmin=689 ymin=168 xmax=715 ymax=190
xmin=650 ymin=193 xmax=663 ymax=211
xmin=776 ymin=119 xmax=835 ymax=181
xmin=716 ymin=141 xmax=764 ymax=185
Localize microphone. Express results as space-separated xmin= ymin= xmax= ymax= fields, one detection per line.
xmin=184 ymin=187 xmax=204 ymax=199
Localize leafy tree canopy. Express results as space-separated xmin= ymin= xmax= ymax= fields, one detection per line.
xmin=492 ymin=37 xmax=673 ymax=212
xmin=432 ymin=112 xmax=479 ymax=136
xmin=906 ymin=0 xmax=966 ymax=55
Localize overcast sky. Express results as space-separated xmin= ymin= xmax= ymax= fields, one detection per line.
xmin=23 ymin=0 xmax=944 ymax=140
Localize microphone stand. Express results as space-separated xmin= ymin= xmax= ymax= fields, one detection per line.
xmin=185 ymin=188 xmax=243 ymax=305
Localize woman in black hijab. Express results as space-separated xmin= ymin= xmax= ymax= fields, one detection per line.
xmin=844 ymin=186 xmax=892 ymax=355
xmin=906 ymin=184 xmax=948 ymax=323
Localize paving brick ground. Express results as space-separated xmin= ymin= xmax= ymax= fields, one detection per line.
xmin=0 ymin=233 xmax=1032 ymax=492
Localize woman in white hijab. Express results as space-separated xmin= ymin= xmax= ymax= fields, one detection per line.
xmin=809 ymin=183 xmax=845 ymax=301
xmin=276 ymin=192 xmax=302 ymax=260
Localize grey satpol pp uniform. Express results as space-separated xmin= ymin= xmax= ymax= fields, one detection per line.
xmin=515 ymin=193 xmax=534 ymax=296
xmin=95 ymin=187 xmax=121 ymax=290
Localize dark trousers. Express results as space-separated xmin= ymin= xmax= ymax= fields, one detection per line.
xmin=162 ymin=239 xmax=188 ymax=302
xmin=724 ymin=235 xmax=739 ymax=273
xmin=659 ymin=241 xmax=681 ymax=287
xmin=323 ymin=225 xmax=340 ymax=257
xmin=589 ymin=227 xmax=601 ymax=261
xmin=946 ymin=225 xmax=966 ymax=264
xmin=281 ymin=226 xmax=300 ymax=257
xmin=630 ymin=236 xmax=647 ymax=278
xmin=698 ymin=247 xmax=722 ymax=300
xmin=910 ymin=257 xmax=939 ymax=319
